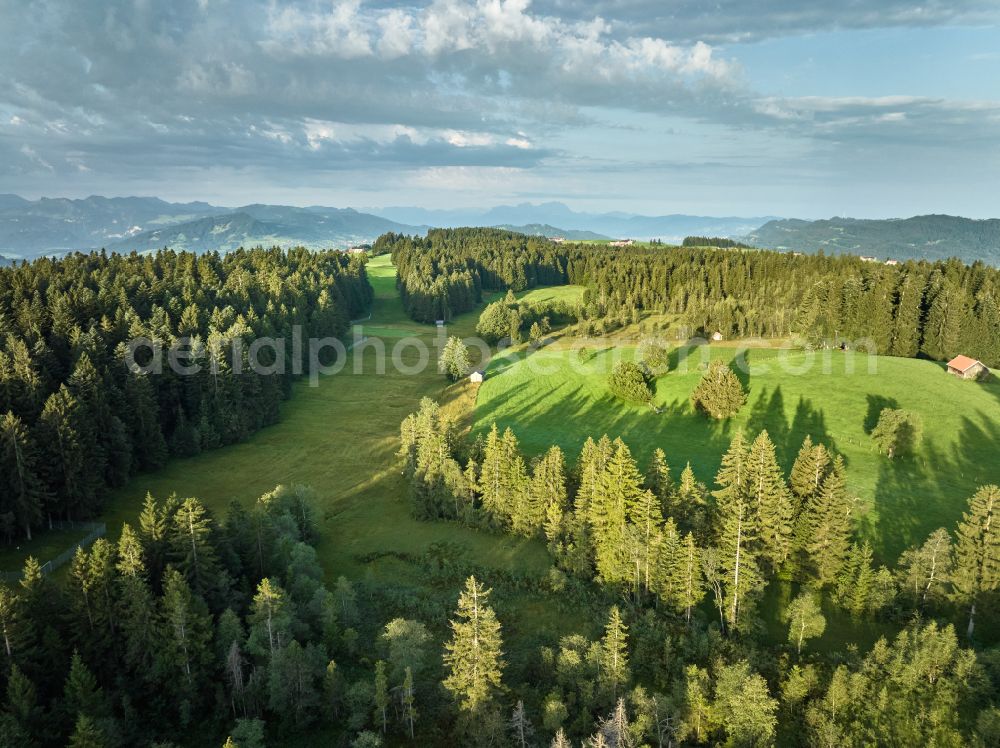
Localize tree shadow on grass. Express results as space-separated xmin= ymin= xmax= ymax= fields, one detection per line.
xmin=864 ymin=394 xmax=900 ymax=434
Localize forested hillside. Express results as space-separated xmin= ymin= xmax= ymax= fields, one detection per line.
xmin=748 ymin=214 xmax=1000 ymax=264
xmin=0 ymin=248 xmax=371 ymax=539
xmin=380 ymin=228 xmax=1000 ymax=367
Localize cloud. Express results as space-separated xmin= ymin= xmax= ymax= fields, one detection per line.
xmin=532 ymin=0 xmax=1000 ymax=42
xmin=0 ymin=0 xmax=998 ymax=215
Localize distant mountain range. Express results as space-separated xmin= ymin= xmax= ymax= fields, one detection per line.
xmin=371 ymin=202 xmax=774 ymax=243
xmin=494 ymin=223 xmax=609 ymax=241
xmin=2 ymin=195 xmax=998 ymax=266
xmin=747 ymin=215 xmax=1000 ymax=264
xmin=0 ymin=195 xmax=423 ymax=258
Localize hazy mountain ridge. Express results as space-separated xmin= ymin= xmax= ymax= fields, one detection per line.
xmin=493 ymin=223 xmax=610 ymax=240
xmin=0 ymin=196 xmax=423 ymax=257
xmin=107 ymin=206 xmax=423 ymax=254
xmin=748 ymin=215 xmax=1000 ymax=264
xmin=371 ymin=202 xmax=776 ymax=242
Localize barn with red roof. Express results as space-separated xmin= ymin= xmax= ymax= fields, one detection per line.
xmin=947 ymin=355 xmax=990 ymax=381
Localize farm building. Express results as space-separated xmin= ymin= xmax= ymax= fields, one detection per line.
xmin=947 ymin=355 xmax=990 ymax=380
xmin=469 ymin=370 xmax=485 ymax=383
xmin=711 ymin=331 xmax=724 ymax=342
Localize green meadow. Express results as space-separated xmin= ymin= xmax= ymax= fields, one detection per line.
xmin=474 ymin=343 xmax=1000 ymax=563
xmin=0 ymin=256 xmax=573 ymax=641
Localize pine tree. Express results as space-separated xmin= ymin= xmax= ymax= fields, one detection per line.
xmin=551 ymin=727 xmax=572 ymax=748
xmin=679 ymin=665 xmax=713 ymax=744
xmin=745 ymin=431 xmax=794 ymax=567
xmin=836 ymin=542 xmax=877 ymax=617
xmin=443 ymin=576 xmax=505 ymax=713
xmin=712 ymin=431 xmax=749 ymax=527
xmin=679 ymin=533 xmax=704 ymax=623
xmin=479 ymin=424 xmax=516 ymax=528
xmin=953 ymin=485 xmax=1000 ymax=637
xmin=38 ymin=385 xmax=99 ymax=519
xmin=0 ymin=583 xmax=22 ymax=660
xmin=599 ymin=606 xmax=630 ymax=698
xmin=63 ymin=651 xmax=106 ymax=722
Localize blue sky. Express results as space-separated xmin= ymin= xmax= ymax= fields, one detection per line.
xmin=1 ymin=0 xmax=999 ymax=217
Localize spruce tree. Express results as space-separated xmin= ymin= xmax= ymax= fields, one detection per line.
xmin=599 ymin=606 xmax=630 ymax=699
xmin=590 ymin=439 xmax=645 ymax=585
xmin=0 ymin=412 xmax=46 ymax=539
xmin=690 ymin=361 xmax=747 ymax=419
xmin=799 ymin=456 xmax=856 ymax=585
xmin=443 ymin=576 xmax=505 ymax=713
xmin=158 ymin=568 xmax=212 ymax=697
xmin=745 ymin=431 xmax=794 ymax=567
xmin=68 ymin=713 xmax=105 ymax=748
xmin=169 ymin=497 xmax=221 ymax=597
xmin=529 ymin=446 xmax=567 ymax=540
xmin=675 ymin=462 xmax=708 ymax=538
xmin=953 ymin=485 xmax=1000 ymax=637
xmin=713 ymin=432 xmax=763 ymax=631
xmin=789 ymin=436 xmax=831 ymax=503
xmin=644 ymin=448 xmax=674 ymax=515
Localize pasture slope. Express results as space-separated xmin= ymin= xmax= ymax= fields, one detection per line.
xmin=474 ymin=344 xmax=1000 ymax=563
xmin=1 ymin=256 xmax=571 ymax=645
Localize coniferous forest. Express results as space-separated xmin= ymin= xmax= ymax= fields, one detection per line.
xmin=379 ymin=228 xmax=1000 ymax=367
xmin=1 ymin=234 xmax=999 ymax=748
xmin=0 ymin=249 xmax=372 ymax=538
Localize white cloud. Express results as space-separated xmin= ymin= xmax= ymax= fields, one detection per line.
xmin=20 ymin=145 xmax=53 ymax=171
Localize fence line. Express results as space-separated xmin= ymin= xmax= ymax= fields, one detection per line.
xmin=0 ymin=522 xmax=107 ymax=584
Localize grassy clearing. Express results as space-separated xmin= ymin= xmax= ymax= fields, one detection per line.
xmin=474 ymin=343 xmax=1000 ymax=563
xmin=3 ymin=255 xmax=573 ymax=639
xmin=516 ymin=284 xmax=586 ymax=306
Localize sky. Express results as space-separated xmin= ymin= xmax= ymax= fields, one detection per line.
xmin=1 ymin=0 xmax=999 ymax=218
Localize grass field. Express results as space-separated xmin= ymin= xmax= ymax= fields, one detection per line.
xmin=473 ymin=343 xmax=1000 ymax=563
xmin=0 ymin=256 xmax=574 ymax=642
xmin=516 ymin=284 xmax=586 ymax=306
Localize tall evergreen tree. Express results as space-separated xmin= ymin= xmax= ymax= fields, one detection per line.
xmin=598 ymin=606 xmax=630 ymax=699
xmin=745 ymin=431 xmax=794 ymax=567
xmin=0 ymin=412 xmax=46 ymax=539
xmin=443 ymin=576 xmax=505 ymax=713
xmin=713 ymin=432 xmax=763 ymax=631
xmin=799 ymin=456 xmax=856 ymax=585
xmin=953 ymin=485 xmax=1000 ymax=637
